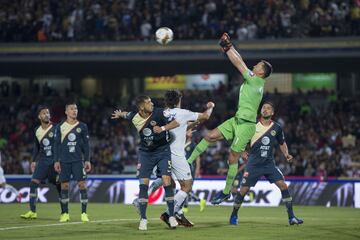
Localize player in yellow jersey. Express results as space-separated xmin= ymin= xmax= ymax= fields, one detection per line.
xmin=187 ymin=33 xmax=272 ymax=204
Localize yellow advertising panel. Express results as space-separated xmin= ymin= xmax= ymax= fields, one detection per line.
xmin=145 ymin=75 xmax=186 ymax=90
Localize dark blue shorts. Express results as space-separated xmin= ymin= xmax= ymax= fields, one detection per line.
xmin=32 ymin=161 xmax=58 ymax=184
xmin=59 ymin=161 xmax=87 ymax=182
xmin=241 ymin=164 xmax=284 ymax=187
xmin=137 ymin=146 xmax=172 ymax=179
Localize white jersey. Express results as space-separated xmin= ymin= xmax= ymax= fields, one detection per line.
xmin=165 ymin=108 xmax=199 ymax=157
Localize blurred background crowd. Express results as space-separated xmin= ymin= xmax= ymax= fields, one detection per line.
xmin=0 ymin=0 xmax=359 ymax=42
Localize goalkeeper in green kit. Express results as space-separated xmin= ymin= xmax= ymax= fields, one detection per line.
xmin=187 ymin=33 xmax=273 ymax=204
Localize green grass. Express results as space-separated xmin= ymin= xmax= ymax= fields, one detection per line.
xmin=0 ymin=203 xmax=359 ymax=240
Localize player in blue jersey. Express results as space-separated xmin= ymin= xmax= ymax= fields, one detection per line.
xmin=21 ymin=106 xmax=62 ymax=219
xmin=54 ymin=101 xmax=91 ymax=223
xmin=111 ymin=95 xmax=181 ymax=231
xmin=229 ymin=102 xmax=303 ymax=226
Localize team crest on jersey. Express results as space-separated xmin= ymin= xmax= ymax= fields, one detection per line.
xmin=150 ymin=120 xmax=157 ymax=126
xmin=48 ymin=132 xmax=54 ymax=138
xmin=261 ymin=136 xmax=270 ymax=145
xmin=68 ymin=133 xmax=76 ymax=141
xmin=271 ymin=130 xmax=276 ymax=136
xmin=244 ymin=172 xmax=249 ymax=177
xmin=142 ymin=128 xmax=152 ymax=137
xmin=42 ymin=138 xmax=50 ymax=146
xmin=76 ymin=127 xmax=82 ymax=133
xmin=249 ymin=71 xmax=255 ymax=77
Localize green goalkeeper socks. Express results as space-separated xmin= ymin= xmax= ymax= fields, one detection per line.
xmin=223 ymin=163 xmax=238 ymax=194
xmin=187 ymin=139 xmax=210 ymax=164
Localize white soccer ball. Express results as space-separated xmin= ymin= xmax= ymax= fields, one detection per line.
xmin=155 ymin=27 xmax=174 ymax=45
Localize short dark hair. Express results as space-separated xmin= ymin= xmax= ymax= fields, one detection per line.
xmin=164 ymin=90 xmax=182 ymax=108
xmin=135 ymin=95 xmax=150 ymax=109
xmin=262 ymin=100 xmax=275 ymax=111
xmin=65 ymin=100 xmax=77 ymax=109
xmin=261 ymin=60 xmax=273 ymax=78
xmin=37 ymin=105 xmax=49 ymax=115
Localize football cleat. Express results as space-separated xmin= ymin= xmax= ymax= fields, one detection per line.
xmin=175 ymin=213 xmax=194 ymax=227
xmin=229 ymin=215 xmax=238 ymax=225
xmin=160 ymin=212 xmax=171 ymax=228
xmin=289 ymin=216 xmax=304 ymax=225
xmin=182 ymin=207 xmax=189 ymax=213
xmin=168 ymin=216 xmax=178 ymax=229
xmin=81 ymin=213 xmax=89 ymax=222
xmin=20 ymin=211 xmax=37 ymax=219
xmin=139 ymin=218 xmax=148 ymax=230
xmin=211 ymin=192 xmax=230 ymax=205
xmin=59 ymin=213 xmax=70 ymax=222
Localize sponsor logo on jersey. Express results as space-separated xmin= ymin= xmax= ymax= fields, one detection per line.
xmin=68 ymin=133 xmax=76 ymax=141
xmin=42 ymin=138 xmax=50 ymax=146
xmin=261 ymin=136 xmax=270 ymax=145
xmin=142 ymin=128 xmax=152 ymax=137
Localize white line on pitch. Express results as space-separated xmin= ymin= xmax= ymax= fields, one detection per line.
xmin=0 ymin=218 xmax=159 ymax=231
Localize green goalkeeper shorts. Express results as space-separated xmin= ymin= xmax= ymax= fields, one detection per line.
xmin=217 ymin=117 xmax=256 ymax=153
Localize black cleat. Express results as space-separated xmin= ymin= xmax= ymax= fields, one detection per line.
xmin=160 ymin=212 xmax=171 ymax=228
xmin=175 ymin=212 xmax=194 ymax=227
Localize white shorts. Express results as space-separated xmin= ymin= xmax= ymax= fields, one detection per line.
xmin=0 ymin=167 xmax=5 ymax=184
xmin=171 ymin=154 xmax=192 ymax=181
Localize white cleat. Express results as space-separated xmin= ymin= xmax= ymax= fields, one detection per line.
xmin=139 ymin=218 xmax=148 ymax=231
xmin=168 ymin=216 xmax=178 ymax=229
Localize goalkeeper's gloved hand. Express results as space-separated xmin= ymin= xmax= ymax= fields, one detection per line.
xmin=219 ymin=32 xmax=232 ymax=52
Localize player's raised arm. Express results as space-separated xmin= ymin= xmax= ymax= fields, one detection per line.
xmin=219 ymin=33 xmax=249 ymax=75
xmin=111 ymin=109 xmax=129 ymax=119
xmin=197 ymin=101 xmax=215 ymax=122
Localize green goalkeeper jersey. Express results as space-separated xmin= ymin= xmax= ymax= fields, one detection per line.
xmin=235 ymin=69 xmax=265 ymax=123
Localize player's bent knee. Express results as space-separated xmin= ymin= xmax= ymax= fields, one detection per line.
xmin=78 ymin=181 xmax=87 ymax=189
xmin=31 ymin=179 xmax=40 ymax=184
xmin=61 ymin=182 xmax=69 ymax=189
xmin=277 ymin=182 xmax=288 ymax=190
xmin=240 ymin=187 xmax=249 ymax=196
xmin=161 ymin=176 xmax=171 ymax=186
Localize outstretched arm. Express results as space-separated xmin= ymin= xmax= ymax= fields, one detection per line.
xmin=111 ymin=109 xmax=129 ymax=119
xmin=219 ymin=33 xmax=249 ymax=75
xmin=196 ymin=102 xmax=215 ymax=122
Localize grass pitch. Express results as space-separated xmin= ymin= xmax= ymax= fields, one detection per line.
xmin=0 ymin=203 xmax=359 ymax=240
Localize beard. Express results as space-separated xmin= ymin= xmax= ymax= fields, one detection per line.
xmin=262 ymin=114 xmax=271 ymax=119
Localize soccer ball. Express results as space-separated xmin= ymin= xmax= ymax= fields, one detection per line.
xmin=155 ymin=27 xmax=174 ymax=45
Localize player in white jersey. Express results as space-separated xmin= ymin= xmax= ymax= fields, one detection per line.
xmin=153 ymin=90 xmax=214 ymax=227
xmin=0 ymin=151 xmax=21 ymax=202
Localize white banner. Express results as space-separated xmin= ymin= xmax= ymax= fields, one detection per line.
xmin=186 ymin=74 xmax=227 ymax=90
xmin=124 ymin=179 xmax=286 ymax=207
xmin=355 ymin=183 xmax=360 ymax=208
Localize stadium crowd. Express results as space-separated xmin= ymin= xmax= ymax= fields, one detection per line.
xmin=0 ymin=79 xmax=359 ymax=179
xmin=0 ymin=0 xmax=359 ymax=42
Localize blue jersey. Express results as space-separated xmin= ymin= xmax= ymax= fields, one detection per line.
xmin=54 ymin=121 xmax=90 ymax=163
xmin=125 ymin=108 xmax=171 ymax=152
xmin=248 ymin=121 xmax=285 ymax=166
xmin=32 ymin=124 xmax=56 ymax=165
